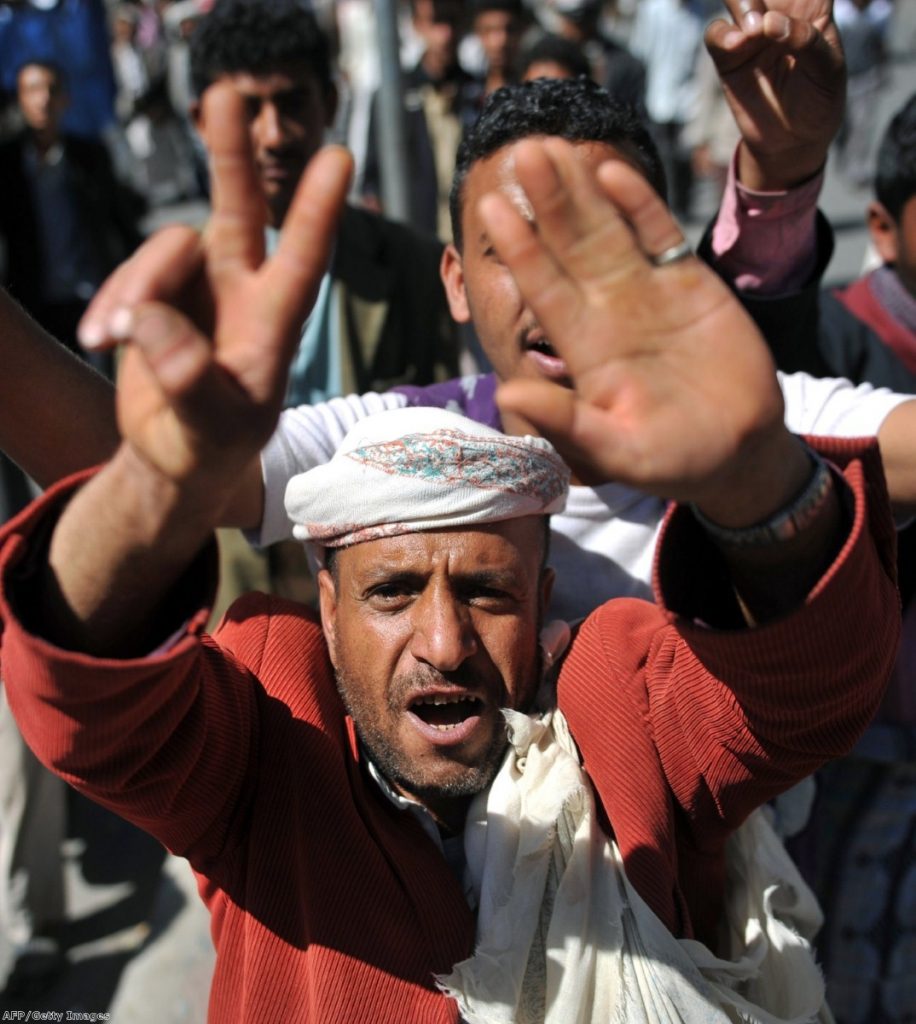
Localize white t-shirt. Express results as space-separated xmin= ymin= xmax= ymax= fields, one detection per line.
xmin=257 ymin=372 xmax=911 ymax=621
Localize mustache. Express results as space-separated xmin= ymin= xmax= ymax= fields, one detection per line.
xmin=389 ymin=665 xmax=489 ymax=707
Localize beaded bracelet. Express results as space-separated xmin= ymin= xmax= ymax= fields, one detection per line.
xmin=690 ymin=449 xmax=835 ymax=548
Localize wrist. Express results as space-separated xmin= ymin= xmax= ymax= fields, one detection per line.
xmin=691 ymin=428 xmax=813 ymax=531
xmin=691 ymin=445 xmax=834 ymax=547
xmin=737 ymin=140 xmax=827 ymax=193
xmin=115 ymin=441 xmax=244 ymax=536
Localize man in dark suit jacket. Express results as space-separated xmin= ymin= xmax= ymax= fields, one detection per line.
xmin=0 ymin=59 xmax=143 ymax=361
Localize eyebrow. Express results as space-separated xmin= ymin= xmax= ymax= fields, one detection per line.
xmin=356 ymin=566 xmax=523 ymax=589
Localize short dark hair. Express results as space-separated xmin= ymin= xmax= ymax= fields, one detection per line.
xmin=519 ymin=33 xmax=592 ymax=82
xmin=874 ymin=93 xmax=916 ymax=223
xmin=449 ymin=77 xmax=666 ymax=249
xmin=15 ymin=58 xmax=66 ymax=90
xmin=410 ymin=0 xmax=466 ymax=23
xmin=472 ymin=0 xmax=525 ymax=17
xmin=189 ymin=0 xmax=333 ymax=99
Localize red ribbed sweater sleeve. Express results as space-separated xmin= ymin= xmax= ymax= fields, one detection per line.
xmin=557 ymin=436 xmax=900 ymax=945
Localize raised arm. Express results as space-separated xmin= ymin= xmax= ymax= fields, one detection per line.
xmin=486 ymin=139 xmax=849 ymax=623
xmin=700 ymin=0 xmax=844 ymax=306
xmin=705 ymin=0 xmax=844 ymax=192
xmin=0 ymin=291 xmax=119 ymax=485
xmin=34 ymin=84 xmax=352 ymax=657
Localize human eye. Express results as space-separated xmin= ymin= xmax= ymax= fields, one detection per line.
xmin=277 ymin=87 xmax=313 ymax=119
xmin=460 ymin=581 xmax=516 ymax=610
xmin=243 ymin=96 xmax=260 ymax=122
xmin=365 ymin=580 xmax=416 ymax=610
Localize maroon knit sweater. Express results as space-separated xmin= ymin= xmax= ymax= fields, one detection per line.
xmin=0 ymin=437 xmax=898 ymax=1023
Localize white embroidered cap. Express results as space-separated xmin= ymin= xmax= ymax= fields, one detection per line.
xmin=285 ymin=407 xmax=570 ymax=550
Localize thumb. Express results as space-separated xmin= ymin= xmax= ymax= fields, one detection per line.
xmin=497 ymin=379 xmax=622 ymax=486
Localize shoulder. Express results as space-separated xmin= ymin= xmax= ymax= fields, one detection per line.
xmin=392 ymin=374 xmax=502 ymax=427
xmin=213 ymin=593 xmax=333 ymax=700
xmin=0 ymin=133 xmax=26 ymax=175
xmin=779 ymin=369 xmax=910 ymax=436
xmin=63 ymin=133 xmax=112 ymax=166
xmin=338 ymin=203 xmax=443 ymax=261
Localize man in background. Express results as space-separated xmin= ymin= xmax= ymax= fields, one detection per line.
xmin=363 ymin=0 xmax=481 ymax=240
xmin=0 ymin=59 xmax=143 ymax=368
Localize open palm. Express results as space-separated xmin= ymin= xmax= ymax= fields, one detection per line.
xmin=489 ymin=140 xmax=790 ymax=518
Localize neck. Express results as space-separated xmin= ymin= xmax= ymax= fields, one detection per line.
xmin=485 ymin=69 xmax=511 ymax=94
xmin=413 ymin=790 xmax=473 ymax=834
xmin=30 ymin=127 xmax=59 ymax=156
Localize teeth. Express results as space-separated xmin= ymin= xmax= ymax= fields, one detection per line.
xmin=432 ymin=722 xmax=461 ymax=731
xmin=415 ymin=695 xmax=475 ymax=706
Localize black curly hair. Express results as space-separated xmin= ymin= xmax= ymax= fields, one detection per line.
xmin=189 ymin=0 xmax=333 ymax=100
xmin=875 ymin=93 xmax=916 ymax=223
xmin=448 ymin=77 xmax=666 ymax=249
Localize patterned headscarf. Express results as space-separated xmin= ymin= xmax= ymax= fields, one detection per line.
xmin=285 ymin=407 xmax=570 ymax=549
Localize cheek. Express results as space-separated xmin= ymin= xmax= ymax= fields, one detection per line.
xmin=334 ymin=613 xmax=409 ymax=687
xmin=482 ymin=618 xmax=541 ymax=705
xmin=466 ymin=267 xmax=522 ymax=327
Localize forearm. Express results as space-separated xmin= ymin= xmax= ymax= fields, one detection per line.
xmin=656 ymin=437 xmax=898 ymax=768
xmin=876 ymin=398 xmax=916 ymax=520
xmin=39 ymin=445 xmax=232 ymax=657
xmin=0 ymin=289 xmax=119 ymax=484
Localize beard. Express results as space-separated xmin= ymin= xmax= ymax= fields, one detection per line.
xmin=333 ymin=663 xmax=518 ymax=808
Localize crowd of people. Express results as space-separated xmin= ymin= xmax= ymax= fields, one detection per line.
xmin=0 ymin=0 xmax=915 ymax=1022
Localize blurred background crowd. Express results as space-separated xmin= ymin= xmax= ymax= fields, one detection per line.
xmin=1 ymin=0 xmax=910 ymax=243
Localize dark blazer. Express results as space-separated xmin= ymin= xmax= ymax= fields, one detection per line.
xmin=327 ymin=204 xmax=460 ymax=394
xmin=0 ymin=130 xmax=143 ymax=311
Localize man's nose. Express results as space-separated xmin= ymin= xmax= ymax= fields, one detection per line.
xmin=254 ymin=101 xmax=284 ymax=150
xmin=409 ymin=591 xmax=477 ymax=672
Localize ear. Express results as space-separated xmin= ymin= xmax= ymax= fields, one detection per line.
xmin=441 ymin=242 xmax=471 ymax=323
xmin=317 ymin=567 xmax=340 ymax=670
xmin=867 ymin=200 xmax=900 ymax=265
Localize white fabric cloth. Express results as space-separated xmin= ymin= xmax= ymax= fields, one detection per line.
xmin=285 ymin=407 xmax=570 ymax=549
xmin=437 ymin=708 xmax=832 ymax=1024
xmin=258 ymin=372 xmax=911 ymax=620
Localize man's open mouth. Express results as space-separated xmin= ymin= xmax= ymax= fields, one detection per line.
xmin=408 ymin=694 xmax=484 ymax=732
xmin=524 ymin=333 xmax=570 ymax=381
xmin=528 ymin=338 xmax=557 ymax=357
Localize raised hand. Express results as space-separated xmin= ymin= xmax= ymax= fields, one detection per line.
xmin=705 ymin=0 xmax=845 ymax=190
xmin=86 ymin=83 xmax=352 ymax=488
xmin=487 ymin=139 xmax=810 ymax=528
xmin=37 ymin=83 xmax=351 ymax=654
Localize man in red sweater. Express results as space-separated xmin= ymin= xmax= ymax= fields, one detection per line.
xmin=0 ymin=79 xmax=900 ymax=1022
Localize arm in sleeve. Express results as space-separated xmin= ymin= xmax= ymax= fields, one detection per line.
xmin=0 ymin=475 xmax=260 ymax=866
xmin=559 ymin=436 xmax=899 ymax=846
